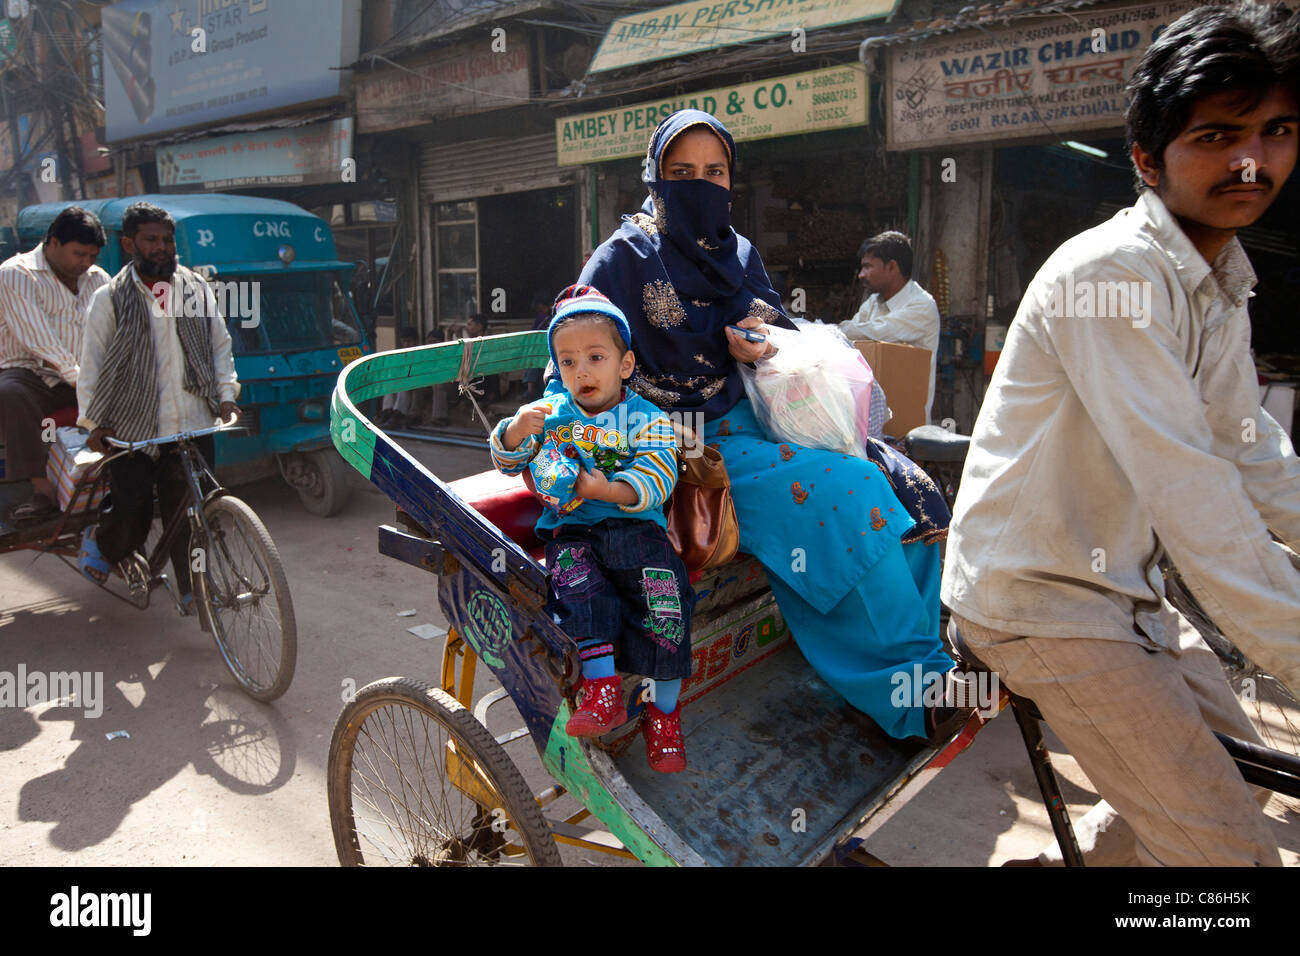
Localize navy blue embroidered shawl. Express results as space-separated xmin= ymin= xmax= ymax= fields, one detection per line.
xmin=578 ymin=110 xmax=794 ymax=421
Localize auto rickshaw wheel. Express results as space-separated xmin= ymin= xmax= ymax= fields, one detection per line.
xmin=291 ymin=448 xmax=351 ymax=517
xmin=328 ymin=677 xmax=562 ymax=866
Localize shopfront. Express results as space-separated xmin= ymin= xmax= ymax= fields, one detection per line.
xmin=884 ymin=0 xmax=1299 ymax=438
xmin=419 ymin=132 xmax=585 ymax=333
xmin=351 ymin=27 xmax=590 ymax=335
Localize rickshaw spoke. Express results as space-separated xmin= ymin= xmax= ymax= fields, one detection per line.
xmin=342 ymin=693 xmax=532 ymax=866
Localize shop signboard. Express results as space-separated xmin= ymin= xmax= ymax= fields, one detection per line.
xmin=155 ymin=118 xmax=352 ymax=190
xmin=354 ymin=32 xmax=530 ymax=133
xmin=589 ymin=0 xmax=898 ymax=73
xmin=886 ymin=1 xmax=1201 ymax=150
xmin=102 ymin=0 xmax=361 ymax=142
xmin=556 ymin=64 xmax=867 ymax=166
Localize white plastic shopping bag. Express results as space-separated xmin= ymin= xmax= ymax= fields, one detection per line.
xmin=738 ymin=318 xmax=876 ymax=459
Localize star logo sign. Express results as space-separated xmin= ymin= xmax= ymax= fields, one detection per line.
xmin=169 ymin=4 xmax=186 ymax=35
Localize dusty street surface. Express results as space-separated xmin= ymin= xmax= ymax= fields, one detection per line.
xmin=2 ymin=435 xmax=1296 ymax=866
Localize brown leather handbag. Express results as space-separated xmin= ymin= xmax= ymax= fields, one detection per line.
xmin=665 ymin=425 xmax=740 ymax=573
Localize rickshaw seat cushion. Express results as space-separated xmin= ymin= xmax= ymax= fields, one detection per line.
xmin=449 ymin=469 xmax=547 ymax=558
xmin=449 ymin=468 xmax=715 ymax=582
xmin=49 ymin=405 xmax=79 ymax=429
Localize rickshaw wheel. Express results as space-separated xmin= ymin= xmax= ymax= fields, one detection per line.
xmin=294 ymin=448 xmax=351 ymax=517
xmin=328 ymin=677 xmax=562 ymax=867
xmin=195 ymin=495 xmax=297 ymax=702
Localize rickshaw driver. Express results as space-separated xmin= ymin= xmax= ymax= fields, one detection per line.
xmin=76 ymin=202 xmax=240 ymax=597
xmin=942 ymin=3 xmax=1300 ymax=866
xmin=0 ymin=207 xmax=110 ymax=521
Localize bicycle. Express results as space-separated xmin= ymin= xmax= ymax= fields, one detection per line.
xmin=23 ymin=418 xmax=298 ymax=702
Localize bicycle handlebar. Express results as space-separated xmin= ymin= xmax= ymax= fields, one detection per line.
xmin=101 ymin=415 xmax=241 ymax=452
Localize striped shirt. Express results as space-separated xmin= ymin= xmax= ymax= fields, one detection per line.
xmin=0 ymin=245 xmax=109 ymax=386
xmin=491 ymin=385 xmax=677 ymax=532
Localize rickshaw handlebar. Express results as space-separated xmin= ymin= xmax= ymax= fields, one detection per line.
xmin=102 ymin=415 xmax=241 ymax=452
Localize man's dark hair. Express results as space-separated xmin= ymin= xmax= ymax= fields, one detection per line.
xmin=121 ymin=202 xmax=175 ymax=239
xmin=45 ymin=206 xmax=105 ymax=247
xmin=397 ymin=325 xmax=417 ymax=342
xmin=860 ymin=230 xmax=914 ymax=279
xmin=469 ymin=312 xmax=489 ymax=331
xmin=1126 ymin=2 xmax=1300 ymax=187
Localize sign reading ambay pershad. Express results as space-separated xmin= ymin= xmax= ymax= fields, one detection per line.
xmin=557 ymin=64 xmax=867 ymax=166
xmin=589 ymin=0 xmax=897 ymax=73
xmin=886 ymin=0 xmax=1200 ymax=150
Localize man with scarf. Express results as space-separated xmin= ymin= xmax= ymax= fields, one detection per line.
xmin=76 ymin=202 xmax=239 ymax=596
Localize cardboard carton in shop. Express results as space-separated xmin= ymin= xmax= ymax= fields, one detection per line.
xmin=853 ymin=340 xmax=932 ymax=438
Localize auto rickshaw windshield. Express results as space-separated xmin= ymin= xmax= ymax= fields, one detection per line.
xmin=227 ymin=271 xmax=365 ymax=354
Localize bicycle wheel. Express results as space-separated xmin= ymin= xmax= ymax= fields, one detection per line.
xmin=195 ymin=495 xmax=296 ymax=702
xmin=327 ymin=677 xmax=561 ymax=867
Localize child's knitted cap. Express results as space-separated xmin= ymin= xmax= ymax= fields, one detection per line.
xmin=547 ymin=284 xmax=632 ymax=367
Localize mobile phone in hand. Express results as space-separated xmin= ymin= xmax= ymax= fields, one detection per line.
xmin=726 ymin=325 xmax=767 ymax=343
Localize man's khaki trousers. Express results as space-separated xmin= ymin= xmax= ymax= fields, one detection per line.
xmin=954 ymin=610 xmax=1282 ymax=866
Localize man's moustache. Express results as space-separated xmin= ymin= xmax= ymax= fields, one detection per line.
xmin=1212 ymin=171 xmax=1274 ymax=192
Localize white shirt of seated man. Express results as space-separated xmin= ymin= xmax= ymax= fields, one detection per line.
xmin=839 ymin=249 xmax=940 ymax=424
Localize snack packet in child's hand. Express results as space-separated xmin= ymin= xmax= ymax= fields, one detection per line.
xmin=529 ymin=441 xmax=588 ymax=515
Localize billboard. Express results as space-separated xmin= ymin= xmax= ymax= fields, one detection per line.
xmin=103 ymin=0 xmax=361 ymax=142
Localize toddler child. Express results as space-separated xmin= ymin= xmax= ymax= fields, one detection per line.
xmin=490 ymin=285 xmax=695 ymax=772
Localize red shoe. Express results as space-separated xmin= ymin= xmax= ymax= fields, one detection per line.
xmin=642 ymin=702 xmax=687 ymax=773
xmin=565 ymin=676 xmax=627 ymax=737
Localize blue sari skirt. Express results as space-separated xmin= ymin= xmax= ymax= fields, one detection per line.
xmin=703 ymin=401 xmax=953 ymax=739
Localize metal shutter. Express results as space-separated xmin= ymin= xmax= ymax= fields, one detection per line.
xmin=419 ymin=133 xmax=580 ymax=202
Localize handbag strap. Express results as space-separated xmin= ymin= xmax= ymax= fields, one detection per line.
xmin=672 ymin=422 xmax=730 ymax=489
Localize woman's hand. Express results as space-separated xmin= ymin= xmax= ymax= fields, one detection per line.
xmin=726 ymin=317 xmax=776 ymax=363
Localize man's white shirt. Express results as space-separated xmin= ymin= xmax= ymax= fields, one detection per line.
xmin=941 ymin=189 xmax=1300 ymax=693
xmin=78 ymin=265 xmax=239 ymax=435
xmin=839 ymin=278 xmax=940 ymax=423
xmin=0 ymin=245 xmax=109 ymax=385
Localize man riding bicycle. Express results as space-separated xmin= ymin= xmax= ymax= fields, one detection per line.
xmin=77 ymin=202 xmax=240 ymax=605
xmin=943 ymin=3 xmax=1300 ymax=865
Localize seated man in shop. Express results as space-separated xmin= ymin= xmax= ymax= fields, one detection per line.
xmin=839 ymin=231 xmax=941 ymax=424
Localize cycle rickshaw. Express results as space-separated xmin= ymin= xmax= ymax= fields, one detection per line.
xmin=0 ymin=414 xmax=296 ymax=702
xmin=325 ymin=332 xmax=1028 ymax=867
xmin=327 ymin=332 xmax=1300 ymax=866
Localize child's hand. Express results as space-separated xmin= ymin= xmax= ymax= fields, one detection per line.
xmin=502 ymin=401 xmax=551 ymax=450
xmin=574 ymin=462 xmax=610 ymax=501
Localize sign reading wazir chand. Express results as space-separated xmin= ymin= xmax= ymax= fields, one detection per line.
xmin=557 ymin=64 xmax=867 ymax=166
xmin=588 ymin=0 xmax=898 ymax=73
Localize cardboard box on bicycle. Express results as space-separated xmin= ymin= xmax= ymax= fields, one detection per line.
xmin=45 ymin=426 xmax=105 ymax=514
xmin=854 ymin=339 xmax=931 ymax=438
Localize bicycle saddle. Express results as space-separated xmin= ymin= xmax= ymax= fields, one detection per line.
xmin=904 ymin=425 xmax=971 ymax=463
